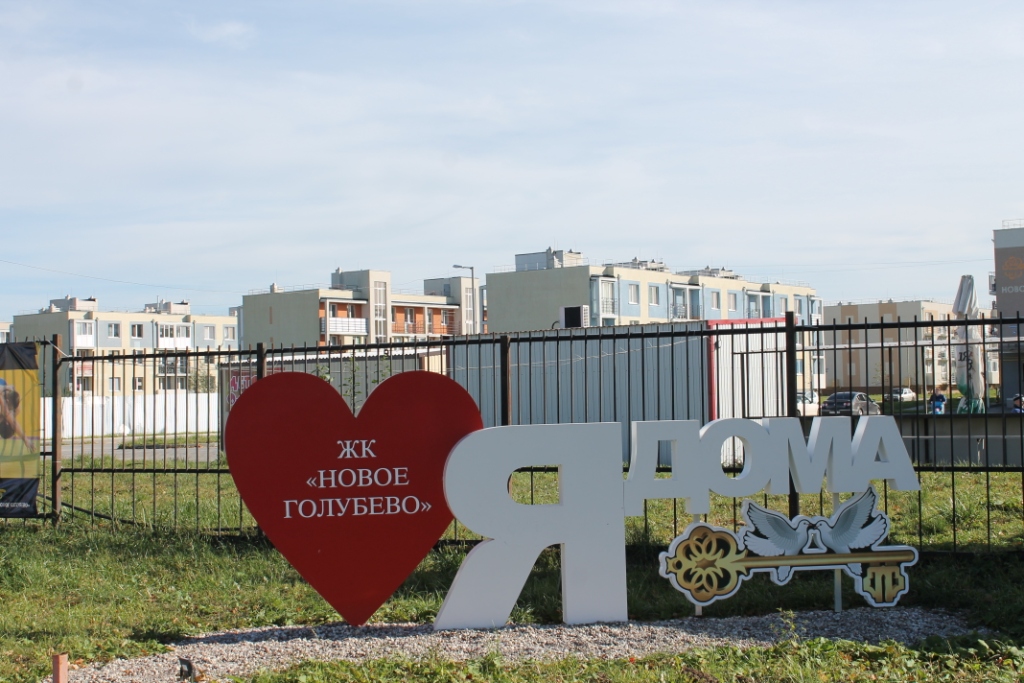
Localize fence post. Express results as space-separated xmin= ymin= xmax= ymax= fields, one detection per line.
xmin=256 ymin=342 xmax=267 ymax=381
xmin=51 ymin=334 xmax=63 ymax=526
xmin=499 ymin=335 xmax=512 ymax=426
xmin=52 ymin=653 xmax=68 ymax=683
xmin=785 ymin=312 xmax=800 ymax=518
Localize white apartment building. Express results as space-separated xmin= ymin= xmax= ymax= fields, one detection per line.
xmin=485 ymin=248 xmax=822 ymax=332
xmin=12 ymin=297 xmax=239 ymax=394
xmin=821 ymin=299 xmax=1000 ymax=392
xmin=240 ymin=269 xmax=479 ymax=347
xmin=0 ymin=322 xmax=10 ymax=343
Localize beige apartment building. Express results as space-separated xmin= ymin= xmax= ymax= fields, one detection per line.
xmin=821 ymin=299 xmax=1000 ymax=393
xmin=240 ymin=269 xmax=479 ymax=347
xmin=13 ymin=297 xmax=239 ymax=395
xmin=485 ymin=248 xmax=822 ymax=332
xmin=485 ymin=248 xmax=825 ymax=401
xmin=0 ymin=322 xmax=10 ymax=344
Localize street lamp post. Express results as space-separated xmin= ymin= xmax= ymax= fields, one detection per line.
xmin=452 ymin=264 xmax=477 ymax=334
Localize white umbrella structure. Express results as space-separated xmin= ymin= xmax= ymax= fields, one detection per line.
xmin=952 ymin=275 xmax=986 ymax=414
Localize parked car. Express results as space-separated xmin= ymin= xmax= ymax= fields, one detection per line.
xmin=800 ymin=390 xmax=820 ymax=405
xmin=797 ymin=393 xmax=819 ymax=416
xmin=821 ymin=392 xmax=880 ymax=416
xmin=886 ymin=387 xmax=917 ymax=403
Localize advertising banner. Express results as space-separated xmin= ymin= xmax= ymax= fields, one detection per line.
xmin=0 ymin=342 xmax=41 ymax=517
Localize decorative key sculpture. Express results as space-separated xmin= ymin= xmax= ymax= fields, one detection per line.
xmin=659 ymin=486 xmax=918 ymax=607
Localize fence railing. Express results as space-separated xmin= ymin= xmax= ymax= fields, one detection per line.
xmin=11 ymin=315 xmax=1024 ymax=553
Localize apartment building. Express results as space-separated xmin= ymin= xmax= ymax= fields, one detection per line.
xmin=240 ymin=268 xmax=478 ymax=347
xmin=0 ymin=322 xmax=10 ymax=343
xmin=485 ymin=248 xmax=822 ymax=333
xmin=12 ymin=297 xmax=239 ymax=394
xmin=820 ymin=299 xmax=985 ymax=392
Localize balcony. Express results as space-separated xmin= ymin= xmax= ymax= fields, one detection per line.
xmin=669 ymin=303 xmax=702 ymax=320
xmin=157 ymin=336 xmax=190 ymax=350
xmin=321 ymin=317 xmax=369 ymax=335
xmin=392 ymin=322 xmax=457 ymax=336
xmin=599 ymin=299 xmax=617 ymax=315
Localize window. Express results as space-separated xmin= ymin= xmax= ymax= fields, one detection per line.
xmin=710 ymin=292 xmax=721 ymax=310
xmin=109 ymin=377 xmax=121 ymax=391
xmin=75 ymin=321 xmax=94 ymax=335
xmin=131 ymin=323 xmax=144 ymax=339
xmin=780 ymin=297 xmax=788 ymax=312
xmin=132 ymin=377 xmax=144 ymax=391
xmin=795 ymin=359 xmax=804 ymax=375
xmin=159 ymin=324 xmax=175 ymax=338
xmin=796 ymin=298 xmax=804 ymax=315
xmin=728 ymin=293 xmax=738 ymax=311
xmin=203 ymin=325 xmax=215 ymax=341
xmin=108 ymin=323 xmax=121 ymax=338
xmin=75 ymin=349 xmax=94 ymax=358
xmin=158 ymin=377 xmax=187 ymax=391
xmin=373 ymin=281 xmax=388 ymax=339
xmin=464 ymin=287 xmax=475 ymax=333
xmin=176 ymin=325 xmax=190 ymax=339
xmin=405 ymin=307 xmax=414 ymax=321
xmin=223 ymin=326 xmax=236 ymax=341
xmin=628 ymin=284 xmax=640 ymax=305
xmin=75 ymin=376 xmax=93 ymax=392
xmin=648 ymin=285 xmax=660 ymax=306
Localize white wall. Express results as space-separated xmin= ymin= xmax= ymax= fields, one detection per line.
xmin=40 ymin=394 xmax=219 ymax=439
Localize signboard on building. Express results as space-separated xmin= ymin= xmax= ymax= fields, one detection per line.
xmin=994 ymin=228 xmax=1024 ymax=316
xmin=0 ymin=343 xmax=41 ymax=518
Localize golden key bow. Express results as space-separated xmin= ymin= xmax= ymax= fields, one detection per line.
xmin=659 ymin=488 xmax=918 ymax=608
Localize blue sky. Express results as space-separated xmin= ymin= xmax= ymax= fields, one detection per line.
xmin=2 ymin=0 xmax=1022 ymax=322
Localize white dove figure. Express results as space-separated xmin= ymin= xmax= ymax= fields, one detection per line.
xmin=739 ymin=504 xmax=813 ymax=583
xmin=814 ymin=487 xmax=889 ymax=576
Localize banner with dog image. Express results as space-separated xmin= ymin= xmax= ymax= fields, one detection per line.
xmin=0 ymin=342 xmax=41 ymax=517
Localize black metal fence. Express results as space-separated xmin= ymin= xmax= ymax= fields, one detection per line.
xmin=12 ymin=314 xmax=1024 ymax=553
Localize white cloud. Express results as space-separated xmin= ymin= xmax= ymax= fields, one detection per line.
xmin=1 ymin=1 xmax=1023 ymax=318
xmin=186 ymin=20 xmax=257 ymax=49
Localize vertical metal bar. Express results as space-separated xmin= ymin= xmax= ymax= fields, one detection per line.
xmin=832 ymin=490 xmax=842 ymax=612
xmin=51 ymin=335 xmax=63 ymax=525
xmin=500 ymin=335 xmax=511 ymax=427
xmin=256 ymin=343 xmax=267 ymax=381
xmin=785 ymin=312 xmax=799 ymax=518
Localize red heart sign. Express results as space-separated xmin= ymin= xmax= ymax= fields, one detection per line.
xmin=225 ymin=371 xmax=482 ymax=625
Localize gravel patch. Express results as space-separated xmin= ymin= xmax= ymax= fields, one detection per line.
xmin=53 ymin=608 xmax=982 ymax=683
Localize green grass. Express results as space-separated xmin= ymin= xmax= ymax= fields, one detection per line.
xmin=2 ymin=525 xmax=1024 ymax=683
xmin=117 ymin=434 xmax=220 ymax=449
xmin=508 ymin=470 xmax=1024 ymax=552
xmin=245 ymin=639 xmax=1024 ymax=683
xmin=3 ymin=468 xmax=1021 ymax=681
xmin=52 ymin=456 xmax=1024 ymax=552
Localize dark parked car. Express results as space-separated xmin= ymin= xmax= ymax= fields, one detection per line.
xmin=821 ymin=391 xmax=880 ymax=416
